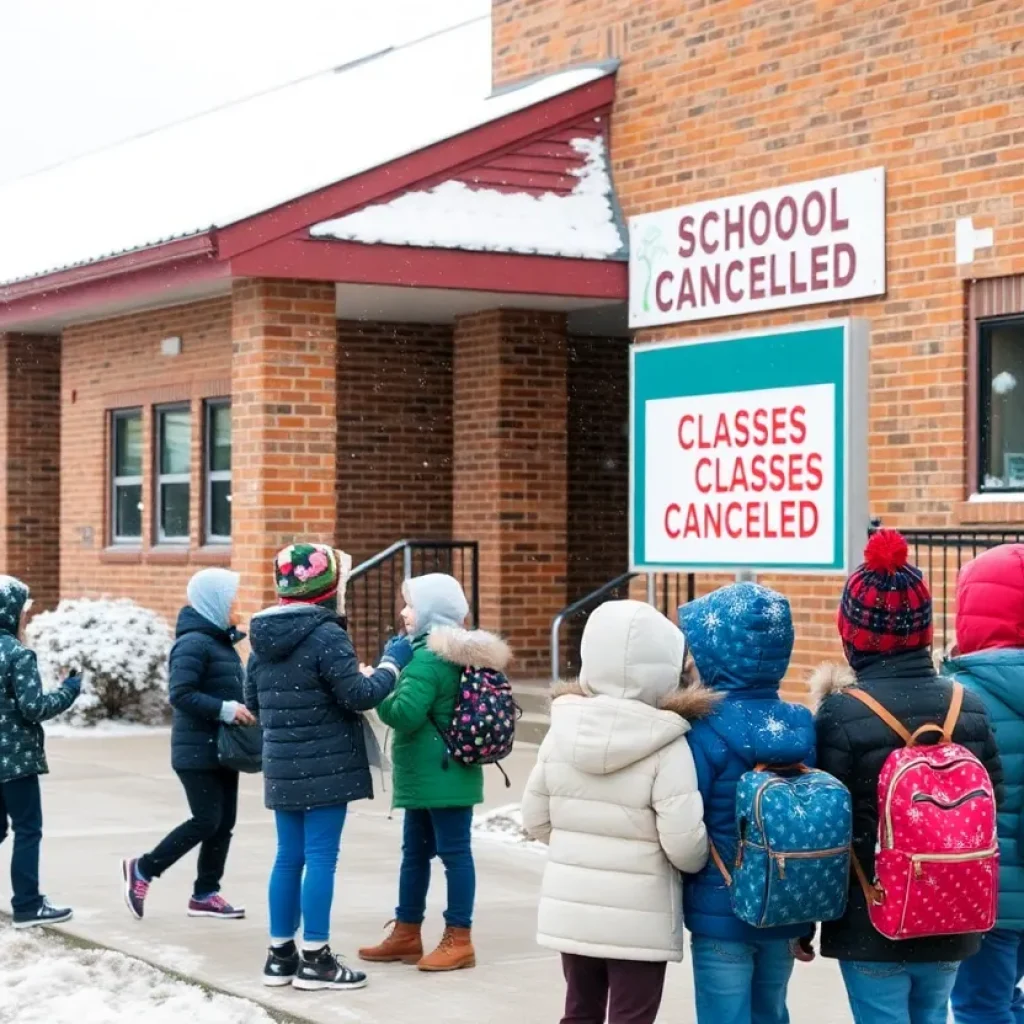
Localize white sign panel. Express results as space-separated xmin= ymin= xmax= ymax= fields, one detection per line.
xmin=628 ymin=168 xmax=885 ymax=328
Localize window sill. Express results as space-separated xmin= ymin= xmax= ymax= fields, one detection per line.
xmin=100 ymin=546 xmax=143 ymax=564
xmin=192 ymin=545 xmax=232 ymax=566
xmin=145 ymin=546 xmax=191 ymax=565
xmin=957 ymin=500 xmax=1024 ymax=525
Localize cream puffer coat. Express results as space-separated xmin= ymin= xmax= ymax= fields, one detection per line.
xmin=521 ymin=600 xmax=717 ymax=962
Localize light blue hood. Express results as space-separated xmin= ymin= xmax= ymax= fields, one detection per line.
xmin=945 ymin=648 xmax=1024 ymax=718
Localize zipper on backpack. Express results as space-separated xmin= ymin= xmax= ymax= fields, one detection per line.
xmin=771 ymin=845 xmax=849 ymax=880
xmin=883 ymin=759 xmax=989 ymax=848
xmin=911 ymin=846 xmax=998 ymax=878
xmin=911 ymin=789 xmax=989 ymax=811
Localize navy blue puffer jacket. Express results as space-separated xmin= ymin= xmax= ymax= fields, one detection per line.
xmin=679 ymin=583 xmax=816 ymax=943
xmin=169 ymin=607 xmax=245 ymax=772
xmin=244 ymin=605 xmax=395 ymax=812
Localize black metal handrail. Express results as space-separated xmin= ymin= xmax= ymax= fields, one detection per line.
xmin=551 ymin=571 xmax=696 ymax=680
xmin=346 ymin=539 xmax=480 ymax=662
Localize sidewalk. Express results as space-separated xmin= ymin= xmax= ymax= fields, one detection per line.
xmin=1 ymin=733 xmax=852 ymax=1023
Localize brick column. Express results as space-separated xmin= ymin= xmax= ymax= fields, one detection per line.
xmin=0 ymin=334 xmax=62 ymax=610
xmin=231 ymin=280 xmax=338 ymax=617
xmin=452 ymin=310 xmax=568 ymax=677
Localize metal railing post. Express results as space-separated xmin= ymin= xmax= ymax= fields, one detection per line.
xmin=402 ymin=543 xmax=413 ymax=581
xmin=646 ymin=573 xmax=656 ymax=606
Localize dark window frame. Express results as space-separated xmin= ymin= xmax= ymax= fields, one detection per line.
xmin=110 ymin=408 xmax=144 ymax=545
xmin=154 ymin=403 xmax=192 ymax=545
xmin=204 ymin=398 xmax=231 ymax=545
xmin=977 ymin=315 xmax=1024 ymax=495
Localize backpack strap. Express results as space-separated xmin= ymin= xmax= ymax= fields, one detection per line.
xmin=851 ymin=850 xmax=885 ymax=907
xmin=708 ymin=840 xmax=733 ymax=886
xmin=845 ymin=688 xmax=913 ymax=745
xmin=943 ymin=681 xmax=964 ymax=742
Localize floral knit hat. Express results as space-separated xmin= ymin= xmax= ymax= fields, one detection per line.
xmin=274 ymin=544 xmax=349 ymax=605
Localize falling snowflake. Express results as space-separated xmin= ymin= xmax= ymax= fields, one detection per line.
xmin=702 ymin=611 xmax=722 ymax=631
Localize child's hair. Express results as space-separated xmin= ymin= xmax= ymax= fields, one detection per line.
xmin=680 ymin=647 xmax=700 ymax=689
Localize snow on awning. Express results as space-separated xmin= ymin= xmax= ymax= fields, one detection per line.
xmin=309 ymin=135 xmax=626 ymax=260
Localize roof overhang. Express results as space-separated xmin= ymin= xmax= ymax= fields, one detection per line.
xmin=0 ymin=72 xmax=624 ymax=334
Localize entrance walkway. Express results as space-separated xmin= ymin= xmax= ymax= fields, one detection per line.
xmin=3 ymin=734 xmax=851 ymax=1023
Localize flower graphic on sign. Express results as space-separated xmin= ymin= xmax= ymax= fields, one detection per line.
xmin=635 ymin=225 xmax=667 ymax=313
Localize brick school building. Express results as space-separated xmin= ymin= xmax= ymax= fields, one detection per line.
xmin=1 ymin=3 xmax=1023 ymax=691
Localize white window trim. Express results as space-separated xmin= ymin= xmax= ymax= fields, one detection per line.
xmin=204 ymin=399 xmax=231 ymax=545
xmin=156 ymin=404 xmax=191 ymax=545
xmin=111 ymin=409 xmax=143 ymax=545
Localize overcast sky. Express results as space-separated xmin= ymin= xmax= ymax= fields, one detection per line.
xmin=1 ymin=0 xmax=489 ymax=184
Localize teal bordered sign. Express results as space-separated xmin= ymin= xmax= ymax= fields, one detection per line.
xmin=630 ymin=319 xmax=869 ymax=574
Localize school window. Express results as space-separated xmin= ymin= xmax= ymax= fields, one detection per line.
xmin=979 ymin=318 xmax=1024 ymax=493
xmin=205 ymin=400 xmax=231 ymax=544
xmin=111 ymin=409 xmax=143 ymax=543
xmin=156 ymin=405 xmax=191 ymax=543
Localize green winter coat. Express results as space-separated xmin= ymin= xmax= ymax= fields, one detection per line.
xmin=377 ymin=626 xmax=510 ymax=810
xmin=0 ymin=578 xmax=78 ymax=784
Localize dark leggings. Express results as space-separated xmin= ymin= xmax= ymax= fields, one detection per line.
xmin=561 ymin=953 xmax=668 ymax=1024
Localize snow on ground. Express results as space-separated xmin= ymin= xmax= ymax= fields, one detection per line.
xmin=472 ymin=804 xmax=545 ymax=854
xmin=0 ymin=924 xmax=274 ymax=1024
xmin=44 ymin=721 xmax=171 ymax=739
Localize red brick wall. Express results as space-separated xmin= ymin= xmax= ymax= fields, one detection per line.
xmin=453 ymin=309 xmax=568 ymax=675
xmin=61 ymin=299 xmax=232 ymax=626
xmin=336 ymin=321 xmax=453 ymax=564
xmin=0 ymin=334 xmax=62 ymax=612
xmin=494 ymin=0 xmax=1024 ymax=687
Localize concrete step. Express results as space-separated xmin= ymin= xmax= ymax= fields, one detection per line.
xmin=512 ymin=679 xmax=554 ymax=745
xmin=516 ymin=711 xmax=550 ymax=747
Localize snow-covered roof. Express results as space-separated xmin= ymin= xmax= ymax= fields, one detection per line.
xmin=309 ymin=135 xmax=626 ymax=260
xmin=0 ymin=17 xmax=613 ymax=286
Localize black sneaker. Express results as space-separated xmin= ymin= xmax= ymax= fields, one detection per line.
xmin=263 ymin=944 xmax=300 ymax=987
xmin=12 ymin=897 xmax=73 ymax=930
xmin=292 ymin=946 xmax=368 ymax=991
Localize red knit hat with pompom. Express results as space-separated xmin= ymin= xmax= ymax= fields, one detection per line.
xmin=838 ymin=529 xmax=933 ymax=655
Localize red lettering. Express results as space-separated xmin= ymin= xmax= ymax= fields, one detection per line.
xmin=729 ymin=458 xmax=749 ymax=491
xmin=700 ymin=211 xmax=720 ymax=254
xmin=749 ymin=255 xmax=767 ymax=300
xmin=734 ymin=409 xmax=751 ymax=447
xmin=810 ymin=245 xmax=830 ymax=290
xmin=704 ymin=503 xmax=722 ymax=538
xmin=834 ymin=242 xmax=856 ymax=287
xmin=726 ymin=260 xmax=744 ymax=302
xmin=724 ymin=206 xmax=745 ymax=251
xmin=769 ymin=454 xmax=786 ymax=491
xmin=829 ymin=186 xmax=849 ymax=231
xmin=747 ymin=501 xmax=761 ymax=536
xmin=676 ymin=267 xmax=697 ymax=308
xmin=776 ymin=196 xmax=798 ymax=241
xmin=806 ymin=452 xmax=824 ymax=491
xmin=714 ymin=413 xmax=732 ymax=448
xmin=678 ymin=215 xmax=696 ymax=258
xmin=771 ymin=407 xmax=788 ymax=444
xmin=769 ymin=253 xmax=786 ymax=297
xmin=790 ymin=405 xmax=807 ymax=444
xmin=655 ymin=271 xmax=674 ymax=312
xmin=763 ymin=502 xmax=779 ymax=539
xmin=800 ymin=501 xmax=819 ymax=538
xmin=665 ymin=503 xmax=682 ymax=539
xmin=695 ymin=457 xmax=713 ymax=493
xmin=789 ymin=453 xmax=804 ymax=491
xmin=750 ymin=454 xmax=767 ymax=492
xmin=700 ymin=264 xmax=721 ymax=306
xmin=790 ymin=250 xmax=807 ymax=294
xmin=802 ymin=191 xmax=826 ymax=235
xmin=678 ymin=414 xmax=695 ymax=449
xmin=725 ymin=502 xmax=744 ymax=539
xmin=683 ymin=504 xmax=701 ymax=538
xmin=752 ymin=408 xmax=770 ymax=446
xmin=750 ymin=201 xmax=772 ymax=245
xmin=698 ymin=414 xmax=714 ymax=450
xmin=780 ymin=500 xmax=797 ymax=538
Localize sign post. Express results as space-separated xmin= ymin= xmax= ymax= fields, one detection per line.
xmin=630 ymin=320 xmax=869 ymax=576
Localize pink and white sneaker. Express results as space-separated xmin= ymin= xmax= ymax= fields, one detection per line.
xmin=122 ymin=858 xmax=149 ymax=921
xmin=187 ymin=893 xmax=246 ymax=919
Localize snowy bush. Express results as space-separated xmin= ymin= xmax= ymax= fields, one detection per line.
xmin=26 ymin=598 xmax=173 ymax=726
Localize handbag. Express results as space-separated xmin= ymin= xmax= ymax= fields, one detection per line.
xmin=217 ymin=724 xmax=263 ymax=774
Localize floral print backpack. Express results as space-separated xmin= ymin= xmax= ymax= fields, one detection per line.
xmin=431 ymin=666 xmax=520 ymax=787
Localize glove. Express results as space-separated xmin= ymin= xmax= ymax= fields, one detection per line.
xmin=62 ymin=676 xmax=82 ymax=700
xmin=380 ymin=635 xmax=414 ymax=672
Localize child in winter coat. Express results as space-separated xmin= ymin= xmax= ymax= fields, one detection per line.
xmin=246 ymin=544 xmax=413 ymax=993
xmin=946 ymin=543 xmax=1024 ymax=1024
xmin=0 ymin=575 xmax=80 ymax=928
xmin=680 ymin=582 xmax=814 ymax=1024
xmin=358 ymin=573 xmax=510 ymax=973
xmin=815 ymin=531 xmax=1002 ymax=1024
xmin=123 ymin=568 xmax=251 ymax=923
xmin=522 ymin=599 xmax=713 ymax=1024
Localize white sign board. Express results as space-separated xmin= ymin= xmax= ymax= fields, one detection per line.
xmin=628 ymin=168 xmax=885 ymax=328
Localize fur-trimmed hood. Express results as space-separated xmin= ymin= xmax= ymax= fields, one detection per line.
xmin=427 ymin=625 xmax=511 ymax=671
xmin=552 ymin=678 xmax=722 ymax=721
xmin=809 ymin=661 xmax=856 ymax=705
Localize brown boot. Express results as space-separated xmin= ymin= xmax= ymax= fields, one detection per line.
xmin=358 ymin=920 xmax=423 ymax=964
xmin=417 ymin=927 xmax=476 ymax=972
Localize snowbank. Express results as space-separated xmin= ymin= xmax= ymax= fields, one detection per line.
xmin=472 ymin=804 xmax=545 ymax=854
xmin=44 ymin=721 xmax=171 ymax=740
xmin=0 ymin=925 xmax=273 ymax=1024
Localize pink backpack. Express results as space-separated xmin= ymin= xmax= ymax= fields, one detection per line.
xmin=848 ymin=683 xmax=998 ymax=941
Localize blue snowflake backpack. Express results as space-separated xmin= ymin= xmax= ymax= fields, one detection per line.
xmin=711 ymin=763 xmax=853 ymax=929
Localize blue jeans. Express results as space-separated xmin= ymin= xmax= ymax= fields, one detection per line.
xmin=0 ymin=775 xmax=44 ymax=914
xmin=691 ymin=936 xmax=795 ymax=1024
xmin=396 ymin=808 xmax=475 ymax=929
xmin=952 ymin=928 xmax=1024 ymax=1024
xmin=841 ymin=959 xmax=960 ymax=1024
xmin=268 ymin=804 xmax=347 ymax=945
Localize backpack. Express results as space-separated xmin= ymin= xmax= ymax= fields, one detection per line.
xmin=431 ymin=666 xmax=520 ymax=787
xmin=847 ymin=683 xmax=998 ymax=941
xmin=711 ymin=764 xmax=853 ymax=929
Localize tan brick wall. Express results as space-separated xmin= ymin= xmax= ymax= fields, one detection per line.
xmin=0 ymin=334 xmax=62 ymax=612
xmin=61 ymin=299 xmax=232 ymax=626
xmin=453 ymin=310 xmax=569 ymax=676
xmin=231 ymin=279 xmax=338 ymax=619
xmin=494 ymin=0 xmax=1024 ymax=688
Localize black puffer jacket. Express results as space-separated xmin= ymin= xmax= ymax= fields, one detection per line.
xmin=814 ymin=648 xmax=1003 ymax=963
xmin=244 ymin=605 xmax=395 ymax=812
xmin=169 ymin=607 xmax=245 ymax=772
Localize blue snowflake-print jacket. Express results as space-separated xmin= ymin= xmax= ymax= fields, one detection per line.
xmin=0 ymin=578 xmax=78 ymax=784
xmin=679 ymin=583 xmax=816 ymax=942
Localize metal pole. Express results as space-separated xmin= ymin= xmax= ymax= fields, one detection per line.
xmin=646 ymin=574 xmax=656 ymax=605
xmin=402 ymin=544 xmax=413 ymax=581
xmin=735 ymin=569 xmax=757 ymax=584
